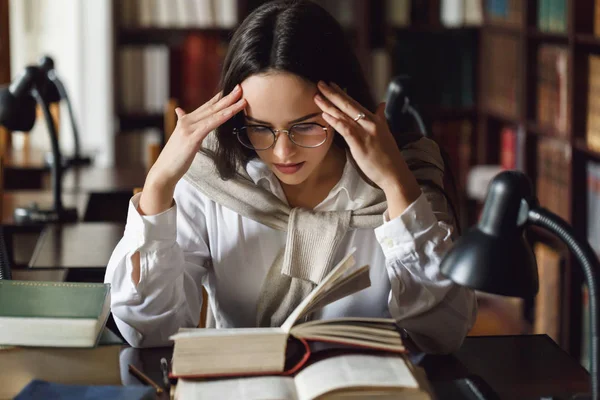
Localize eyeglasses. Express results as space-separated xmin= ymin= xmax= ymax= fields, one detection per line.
xmin=233 ymin=122 xmax=328 ymax=150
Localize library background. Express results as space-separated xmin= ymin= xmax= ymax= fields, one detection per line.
xmin=0 ymin=0 xmax=598 ymax=371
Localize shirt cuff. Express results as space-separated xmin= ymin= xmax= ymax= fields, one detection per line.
xmin=374 ymin=192 xmax=438 ymax=258
xmin=124 ymin=192 xmax=178 ymax=251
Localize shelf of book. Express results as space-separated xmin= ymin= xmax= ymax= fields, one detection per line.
xmin=478 ymin=0 xmax=600 ymax=365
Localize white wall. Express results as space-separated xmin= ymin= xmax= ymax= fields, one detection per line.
xmin=9 ymin=0 xmax=114 ymax=166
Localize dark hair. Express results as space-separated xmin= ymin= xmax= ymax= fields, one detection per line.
xmin=213 ymin=0 xmax=462 ymax=233
xmin=214 ymin=0 xmax=373 ymax=178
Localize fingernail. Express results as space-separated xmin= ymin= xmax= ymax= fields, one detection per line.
xmin=314 ymin=94 xmax=322 ymax=102
xmin=233 ymin=84 xmax=240 ymax=92
xmin=318 ymin=81 xmax=326 ymax=87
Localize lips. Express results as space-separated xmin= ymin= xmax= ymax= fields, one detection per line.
xmin=274 ymin=162 xmax=305 ymax=174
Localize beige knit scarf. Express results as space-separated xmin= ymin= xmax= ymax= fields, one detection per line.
xmin=183 ymin=135 xmax=445 ymax=328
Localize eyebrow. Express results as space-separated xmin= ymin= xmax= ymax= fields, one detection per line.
xmin=244 ymin=112 xmax=321 ymax=125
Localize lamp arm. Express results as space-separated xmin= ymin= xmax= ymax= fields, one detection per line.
xmin=47 ymin=73 xmax=81 ymax=159
xmin=31 ymin=89 xmax=64 ymax=214
xmin=404 ymin=101 xmax=428 ymax=137
xmin=528 ymin=207 xmax=599 ymax=400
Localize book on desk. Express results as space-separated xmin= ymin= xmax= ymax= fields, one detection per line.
xmin=0 ymin=280 xmax=111 ymax=347
xmin=169 ymin=249 xmax=432 ymax=399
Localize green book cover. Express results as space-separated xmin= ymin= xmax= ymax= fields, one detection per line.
xmin=0 ymin=281 xmax=110 ymax=319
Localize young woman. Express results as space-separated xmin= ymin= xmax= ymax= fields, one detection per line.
xmin=105 ymin=0 xmax=477 ymax=353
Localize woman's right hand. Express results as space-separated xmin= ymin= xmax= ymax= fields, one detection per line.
xmin=138 ymin=85 xmax=247 ymax=215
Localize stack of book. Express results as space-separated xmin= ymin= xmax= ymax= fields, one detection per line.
xmin=0 ymin=281 xmax=122 ymax=398
xmin=167 ymin=250 xmax=433 ymax=399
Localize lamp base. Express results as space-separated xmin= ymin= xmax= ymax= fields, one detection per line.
xmin=43 ymin=152 xmax=69 ymax=169
xmin=65 ymin=155 xmax=93 ymax=167
xmin=13 ymin=205 xmax=78 ymax=224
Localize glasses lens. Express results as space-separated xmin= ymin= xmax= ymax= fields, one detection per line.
xmin=237 ymin=126 xmax=275 ymax=150
xmin=290 ymin=123 xmax=327 ymax=147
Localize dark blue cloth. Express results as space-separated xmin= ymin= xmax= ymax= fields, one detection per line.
xmin=15 ymin=380 xmax=156 ymax=400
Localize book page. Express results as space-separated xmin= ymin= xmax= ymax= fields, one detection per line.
xmin=300 ymin=265 xmax=371 ymax=318
xmin=175 ymin=376 xmax=298 ymax=400
xmin=294 ymin=354 xmax=423 ymax=400
xmin=281 ymin=249 xmax=360 ymax=332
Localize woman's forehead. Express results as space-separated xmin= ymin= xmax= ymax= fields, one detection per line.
xmin=241 ymin=72 xmax=320 ymax=124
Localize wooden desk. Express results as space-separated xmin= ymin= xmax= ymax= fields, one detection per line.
xmin=1 ymin=191 xmax=89 ymax=225
xmin=123 ymin=335 xmax=590 ymax=400
xmin=1 ymin=191 xmax=90 ymax=269
xmin=28 ymin=222 xmax=124 ymax=269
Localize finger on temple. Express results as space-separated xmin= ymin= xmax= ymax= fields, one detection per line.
xmin=189 ymin=86 xmax=242 ymax=122
xmin=193 ymin=98 xmax=247 ymax=134
xmin=325 ymin=82 xmax=373 ymax=118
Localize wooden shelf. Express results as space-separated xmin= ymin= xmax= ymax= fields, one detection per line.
xmin=526 ymin=121 xmax=570 ymax=142
xmin=575 ymin=34 xmax=600 ymax=49
xmin=481 ymin=108 xmax=519 ymax=124
xmin=574 ymin=138 xmax=600 ymax=159
xmin=527 ymin=29 xmax=569 ymax=44
xmin=482 ymin=23 xmax=522 ymax=36
xmin=117 ymin=27 xmax=233 ymax=45
xmin=118 ymin=113 xmax=164 ymax=132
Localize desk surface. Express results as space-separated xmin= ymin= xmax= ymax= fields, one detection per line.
xmin=125 ymin=335 xmax=590 ymax=400
xmin=28 ymin=222 xmax=124 ymax=270
xmin=1 ymin=191 xmax=89 ymax=225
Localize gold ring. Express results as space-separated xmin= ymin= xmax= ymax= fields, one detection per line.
xmin=353 ymin=112 xmax=366 ymax=122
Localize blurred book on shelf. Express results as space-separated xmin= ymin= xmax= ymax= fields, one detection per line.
xmin=536 ymin=139 xmax=571 ymax=223
xmin=587 ymin=55 xmax=600 ymax=153
xmin=118 ymin=0 xmax=238 ymax=28
xmin=484 ymin=0 xmax=523 ymax=28
xmin=537 ymin=0 xmax=567 ymax=33
xmin=533 ymin=242 xmax=562 ymax=344
xmin=481 ymin=32 xmax=520 ymax=119
xmin=537 ymin=45 xmax=569 ymax=137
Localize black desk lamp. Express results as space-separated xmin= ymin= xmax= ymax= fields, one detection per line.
xmin=38 ymin=55 xmax=92 ymax=167
xmin=440 ymin=170 xmax=599 ymax=400
xmin=0 ymin=66 xmax=78 ymax=223
xmin=384 ymin=75 xmax=428 ymax=137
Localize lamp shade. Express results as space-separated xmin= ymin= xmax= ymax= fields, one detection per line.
xmin=440 ymin=171 xmax=539 ymax=298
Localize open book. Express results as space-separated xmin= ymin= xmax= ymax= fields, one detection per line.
xmin=170 ymin=249 xmax=406 ymax=378
xmin=174 ymin=353 xmax=431 ymax=400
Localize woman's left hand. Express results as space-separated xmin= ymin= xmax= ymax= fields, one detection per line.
xmin=314 ymin=80 xmax=420 ymax=201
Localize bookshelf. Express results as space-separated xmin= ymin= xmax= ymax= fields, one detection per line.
xmin=477 ymin=0 xmax=600 ymax=362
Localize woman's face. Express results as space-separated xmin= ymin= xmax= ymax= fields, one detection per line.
xmin=240 ymin=72 xmax=337 ymax=187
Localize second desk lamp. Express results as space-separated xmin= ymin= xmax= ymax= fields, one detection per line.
xmin=0 ymin=65 xmax=78 ymax=223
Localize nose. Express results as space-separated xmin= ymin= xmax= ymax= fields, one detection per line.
xmin=272 ymin=131 xmax=296 ymax=160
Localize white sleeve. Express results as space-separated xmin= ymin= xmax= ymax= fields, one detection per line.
xmin=104 ymin=180 xmax=210 ymax=348
xmin=374 ymin=192 xmax=478 ymax=354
